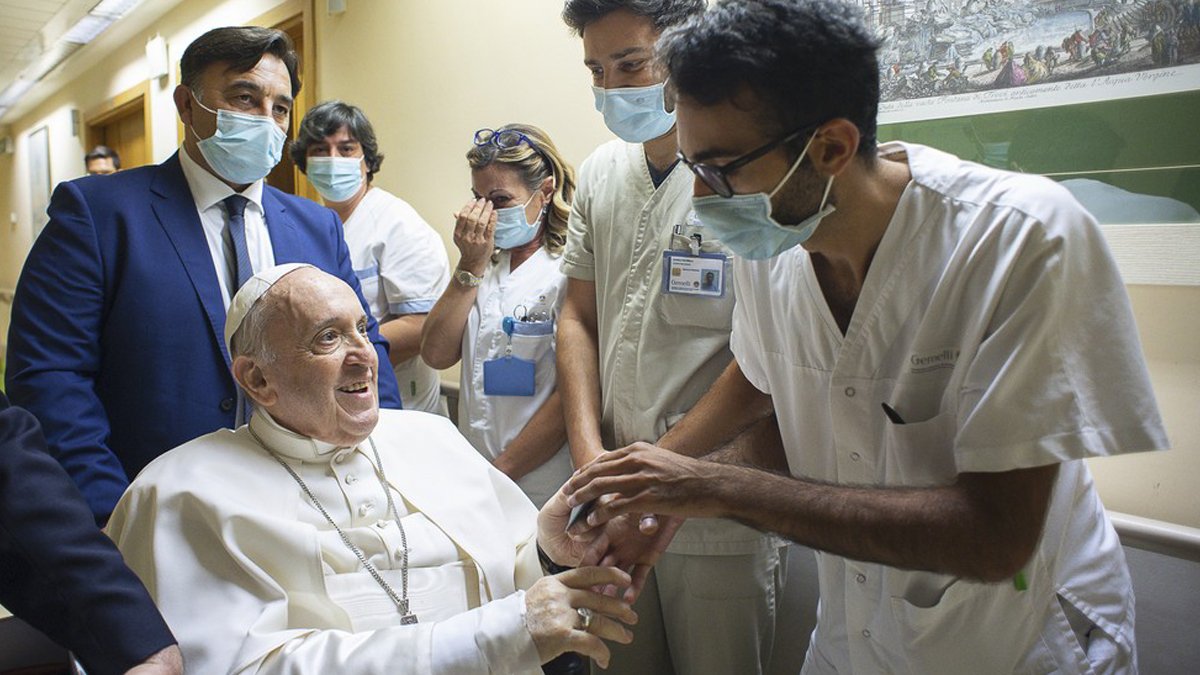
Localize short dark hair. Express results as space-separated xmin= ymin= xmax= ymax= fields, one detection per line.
xmin=180 ymin=26 xmax=301 ymax=98
xmin=562 ymin=0 xmax=705 ymax=35
xmin=659 ymin=0 xmax=881 ymax=159
xmin=290 ymin=101 xmax=384 ymax=181
xmin=85 ymin=145 xmax=120 ymax=169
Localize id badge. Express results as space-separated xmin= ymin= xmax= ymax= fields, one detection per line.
xmin=483 ymin=355 xmax=536 ymax=396
xmin=662 ymin=250 xmax=727 ymax=298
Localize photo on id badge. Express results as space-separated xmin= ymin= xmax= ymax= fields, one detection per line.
xmin=662 ymin=249 xmax=726 ymax=298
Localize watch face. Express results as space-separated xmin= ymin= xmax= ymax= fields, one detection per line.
xmin=456 ymin=269 xmax=482 ymax=286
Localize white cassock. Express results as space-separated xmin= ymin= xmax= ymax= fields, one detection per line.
xmin=107 ymin=409 xmax=544 ymax=674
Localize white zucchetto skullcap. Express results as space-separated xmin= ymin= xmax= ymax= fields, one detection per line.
xmin=224 ymin=263 xmax=315 ymax=355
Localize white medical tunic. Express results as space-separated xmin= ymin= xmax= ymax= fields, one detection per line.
xmin=343 ymin=187 xmax=450 ymax=413
xmin=731 ymin=142 xmax=1168 ymax=674
xmin=563 ymin=139 xmax=773 ymax=555
xmin=458 ymin=248 xmax=573 ymax=508
xmin=108 ymin=410 xmax=543 ymax=674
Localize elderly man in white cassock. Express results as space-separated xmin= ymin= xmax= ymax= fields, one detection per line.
xmin=106 ymin=263 xmax=636 ymax=674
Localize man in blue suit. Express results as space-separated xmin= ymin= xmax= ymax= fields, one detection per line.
xmin=5 ymin=26 xmax=402 ymax=524
xmin=1 ymin=391 xmax=182 ymax=674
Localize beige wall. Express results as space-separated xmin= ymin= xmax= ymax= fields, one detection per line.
xmin=1086 ymin=285 xmax=1200 ymax=527
xmin=0 ymin=0 xmax=298 ymax=348
xmin=312 ymin=0 xmax=611 ymax=258
xmin=0 ymin=0 xmax=1196 ymax=529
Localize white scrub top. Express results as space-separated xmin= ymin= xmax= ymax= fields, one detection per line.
xmin=731 ymin=142 xmax=1167 ymax=673
xmin=563 ymin=139 xmax=776 ymax=556
xmin=459 ymin=248 xmax=573 ymax=508
xmin=342 ymin=187 xmax=450 ymax=413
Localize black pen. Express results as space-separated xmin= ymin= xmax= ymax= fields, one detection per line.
xmin=881 ymin=402 xmax=905 ymax=424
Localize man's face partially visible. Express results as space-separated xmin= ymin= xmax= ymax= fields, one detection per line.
xmin=676 ymin=93 xmax=826 ymax=223
xmin=176 ymin=52 xmax=293 ymax=184
xmin=255 ymin=269 xmax=379 ymax=447
xmin=581 ymin=9 xmax=663 ymax=90
xmin=86 ymin=157 xmax=117 ymax=175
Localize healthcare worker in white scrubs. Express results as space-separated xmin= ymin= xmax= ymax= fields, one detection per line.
xmin=292 ymin=100 xmax=450 ymax=413
xmin=565 ymin=2 xmax=1168 ymax=673
xmin=422 ymin=124 xmax=576 ymax=508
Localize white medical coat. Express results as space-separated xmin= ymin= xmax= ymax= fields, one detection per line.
xmin=343 ymin=187 xmax=450 ymax=413
xmin=563 ymin=139 xmax=775 ymax=556
xmin=458 ymin=248 xmax=573 ymax=508
xmin=108 ymin=410 xmax=543 ymax=674
xmin=731 ymin=142 xmax=1167 ymax=674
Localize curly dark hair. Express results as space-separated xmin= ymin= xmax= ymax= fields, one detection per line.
xmin=562 ymin=0 xmax=705 ymax=35
xmin=659 ymin=0 xmax=881 ymax=159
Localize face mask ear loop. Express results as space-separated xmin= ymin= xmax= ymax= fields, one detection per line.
xmin=187 ymin=89 xmax=214 ymax=142
xmin=769 ymin=131 xmax=819 ymax=199
xmin=818 ymin=174 xmax=835 ymax=211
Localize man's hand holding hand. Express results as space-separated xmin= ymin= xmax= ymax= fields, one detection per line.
xmin=564 ymin=442 xmax=724 ymax=524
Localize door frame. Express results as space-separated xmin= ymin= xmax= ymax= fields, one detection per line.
xmin=84 ymin=81 xmax=152 ymax=164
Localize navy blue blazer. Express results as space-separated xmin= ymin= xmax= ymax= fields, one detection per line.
xmin=0 ymin=392 xmax=176 ymax=674
xmin=5 ymin=152 xmax=402 ymax=522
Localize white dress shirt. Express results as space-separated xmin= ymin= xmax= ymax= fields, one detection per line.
xmin=178 ymin=146 xmax=276 ymax=306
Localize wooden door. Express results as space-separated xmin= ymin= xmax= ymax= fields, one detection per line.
xmin=85 ymin=83 xmax=151 ymax=172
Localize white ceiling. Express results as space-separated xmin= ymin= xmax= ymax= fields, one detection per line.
xmin=0 ymin=0 xmax=183 ymax=124
xmin=0 ymin=0 xmax=74 ymax=74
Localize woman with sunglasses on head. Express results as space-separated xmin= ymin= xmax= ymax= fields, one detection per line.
xmin=292 ymin=100 xmax=451 ymax=414
xmin=421 ymin=124 xmax=577 ymax=508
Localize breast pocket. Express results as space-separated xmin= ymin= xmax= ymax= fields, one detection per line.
xmin=658 ymin=246 xmax=735 ymax=331
xmin=509 ymin=319 xmax=555 ymax=364
xmin=355 ymin=265 xmax=383 ymax=317
xmin=884 ymin=574 xmax=1044 ymax=675
xmin=879 ymin=410 xmax=958 ymax=487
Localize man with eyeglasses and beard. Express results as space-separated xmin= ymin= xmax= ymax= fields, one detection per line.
xmin=565 ymin=1 xmax=1166 ymax=672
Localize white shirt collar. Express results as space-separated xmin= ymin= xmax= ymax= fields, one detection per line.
xmin=248 ymin=409 xmax=359 ymax=462
xmin=178 ymin=144 xmax=265 ymax=213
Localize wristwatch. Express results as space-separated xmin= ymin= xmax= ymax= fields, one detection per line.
xmin=454 ymin=267 xmax=483 ymax=288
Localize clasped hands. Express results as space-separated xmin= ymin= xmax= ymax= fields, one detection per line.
xmin=529 ymin=442 xmax=720 ymax=663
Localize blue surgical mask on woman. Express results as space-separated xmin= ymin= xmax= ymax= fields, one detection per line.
xmin=691 ymin=133 xmax=836 ymax=260
xmin=493 ymin=193 xmax=543 ymax=250
xmin=306 ymin=156 xmax=364 ymax=203
xmin=189 ymin=91 xmax=286 ymax=184
xmin=592 ymin=83 xmax=675 ymax=143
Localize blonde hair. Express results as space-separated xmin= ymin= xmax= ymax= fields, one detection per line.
xmin=466 ymin=124 xmax=576 ymax=255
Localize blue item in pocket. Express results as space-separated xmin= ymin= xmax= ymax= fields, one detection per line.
xmin=483 ymin=355 xmax=536 ymax=396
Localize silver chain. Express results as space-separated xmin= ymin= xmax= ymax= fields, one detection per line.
xmin=249 ymin=426 xmax=418 ymax=624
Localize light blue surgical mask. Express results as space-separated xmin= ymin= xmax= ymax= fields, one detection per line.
xmin=493 ymin=193 xmax=544 ymax=250
xmin=189 ymin=92 xmax=286 ymax=185
xmin=592 ymin=83 xmax=675 ymax=143
xmin=306 ymin=156 xmax=364 ymax=202
xmin=691 ymin=133 xmax=836 ymax=260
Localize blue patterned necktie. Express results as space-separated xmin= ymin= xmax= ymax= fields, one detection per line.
xmin=223 ymin=194 xmax=253 ymax=294
xmin=223 ymin=194 xmax=254 ymax=426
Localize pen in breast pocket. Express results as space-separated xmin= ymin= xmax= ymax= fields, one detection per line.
xmin=881 ymin=402 xmax=905 ymax=424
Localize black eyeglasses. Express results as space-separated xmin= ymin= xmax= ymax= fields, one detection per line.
xmin=677 ymin=124 xmax=818 ymax=198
